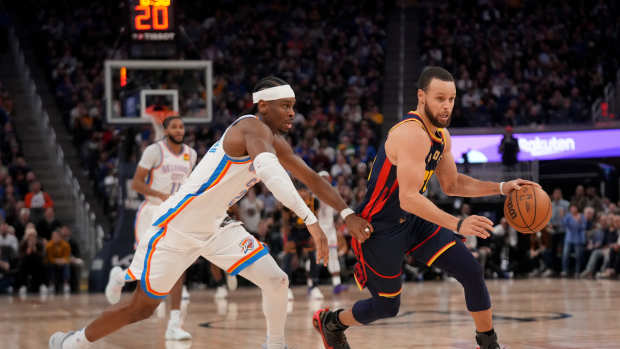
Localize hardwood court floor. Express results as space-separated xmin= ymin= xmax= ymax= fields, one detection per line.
xmin=1 ymin=279 xmax=619 ymax=348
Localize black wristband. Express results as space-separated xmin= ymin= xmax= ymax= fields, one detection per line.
xmin=456 ymin=218 xmax=464 ymax=233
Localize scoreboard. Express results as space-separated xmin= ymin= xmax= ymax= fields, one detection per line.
xmin=129 ymin=0 xmax=176 ymax=57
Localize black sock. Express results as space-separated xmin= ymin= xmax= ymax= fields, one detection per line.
xmin=476 ymin=328 xmax=495 ymax=336
xmin=325 ymin=309 xmax=349 ymax=331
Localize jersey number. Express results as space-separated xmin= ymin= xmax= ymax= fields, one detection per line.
xmin=421 ymin=169 xmax=434 ymax=193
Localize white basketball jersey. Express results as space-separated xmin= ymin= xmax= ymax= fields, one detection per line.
xmin=152 ymin=115 xmax=260 ymax=233
xmin=139 ymin=140 xmax=197 ymax=205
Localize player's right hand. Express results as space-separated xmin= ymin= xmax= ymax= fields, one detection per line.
xmin=459 ymin=215 xmax=493 ymax=239
xmin=307 ymin=223 xmax=329 ymax=267
xmin=157 ymin=192 xmax=170 ymax=202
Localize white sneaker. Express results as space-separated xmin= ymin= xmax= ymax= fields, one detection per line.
xmin=165 ymin=324 xmax=192 ymax=341
xmin=48 ymin=331 xmax=74 ymax=349
xmin=105 ymin=266 xmax=125 ymax=304
xmin=39 ymin=284 xmax=48 ymax=295
xmin=309 ymin=286 xmax=324 ymax=300
xmin=214 ymin=285 xmax=228 ymax=299
xmin=18 ymin=285 xmax=27 ymax=296
xmin=63 ymin=283 xmax=71 ymax=294
xmin=287 ymin=288 xmax=294 ymax=301
xmin=226 ymin=274 xmax=238 ymax=291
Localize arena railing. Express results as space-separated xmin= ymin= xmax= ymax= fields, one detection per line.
xmin=8 ymin=28 xmax=104 ymax=264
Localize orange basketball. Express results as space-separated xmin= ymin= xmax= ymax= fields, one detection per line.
xmin=503 ymin=184 xmax=551 ymax=234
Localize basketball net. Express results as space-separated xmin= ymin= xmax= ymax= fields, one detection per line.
xmin=145 ymin=105 xmax=178 ymax=125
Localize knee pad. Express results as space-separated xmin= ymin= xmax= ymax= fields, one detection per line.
xmin=352 ymin=295 xmax=401 ymax=324
xmin=375 ymin=295 xmax=400 ymax=318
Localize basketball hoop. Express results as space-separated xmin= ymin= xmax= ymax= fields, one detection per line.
xmin=145 ymin=106 xmax=178 ymax=125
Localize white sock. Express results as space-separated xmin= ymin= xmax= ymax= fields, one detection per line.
xmin=331 ymin=275 xmax=342 ymax=286
xmin=169 ymin=309 xmax=181 ymax=326
xmin=64 ymin=329 xmax=93 ymax=349
xmin=239 ymin=256 xmax=288 ymax=349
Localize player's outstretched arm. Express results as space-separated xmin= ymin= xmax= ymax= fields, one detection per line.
xmin=274 ymin=137 xmax=373 ymax=242
xmin=435 ymin=129 xmax=540 ymax=197
xmin=239 ymin=120 xmax=329 ymax=265
xmin=387 ymin=123 xmax=492 ymax=239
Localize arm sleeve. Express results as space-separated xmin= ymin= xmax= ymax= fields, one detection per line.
xmin=138 ymin=144 xmax=162 ymax=170
xmin=253 ymin=152 xmax=317 ymax=225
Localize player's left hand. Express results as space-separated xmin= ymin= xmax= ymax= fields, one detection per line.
xmin=307 ymin=223 xmax=329 ymax=266
xmin=502 ymin=178 xmax=541 ymax=195
xmin=345 ymin=214 xmax=374 ymax=243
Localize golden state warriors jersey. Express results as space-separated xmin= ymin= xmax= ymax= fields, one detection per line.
xmin=355 ymin=111 xmax=445 ymax=228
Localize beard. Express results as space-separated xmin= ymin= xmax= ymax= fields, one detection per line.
xmin=424 ymin=102 xmax=451 ymax=128
xmin=168 ymin=135 xmax=184 ymax=144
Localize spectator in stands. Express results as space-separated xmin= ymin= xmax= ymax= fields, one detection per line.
xmin=60 ymin=225 xmax=82 ymax=293
xmin=498 ymin=126 xmax=519 ymax=169
xmin=562 ymin=204 xmax=587 ymax=276
xmin=585 ymin=186 xmax=603 ymax=212
xmin=45 ymin=228 xmax=71 ymax=294
xmin=581 ymin=214 xmax=617 ymax=278
xmin=599 ymin=214 xmax=620 ymax=279
xmin=420 ymin=1 xmax=619 ymax=126
xmin=16 ymin=225 xmax=46 ymax=294
xmin=548 ymin=188 xmax=570 ymax=274
xmin=527 ymin=223 xmax=552 ymax=277
xmin=36 ymin=207 xmax=62 ymax=241
xmin=571 ymin=185 xmax=587 ymax=212
xmin=0 ymin=221 xmax=18 ymax=253
xmin=12 ymin=207 xmax=31 ymax=241
xmin=24 ymin=181 xmax=54 ymax=222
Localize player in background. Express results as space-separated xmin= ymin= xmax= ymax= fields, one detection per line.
xmin=50 ymin=76 xmax=373 ymax=349
xmin=282 ymin=187 xmax=324 ymax=300
xmin=105 ymin=116 xmax=197 ymax=340
xmin=318 ymin=171 xmax=348 ymax=295
xmin=313 ymin=67 xmax=539 ymax=349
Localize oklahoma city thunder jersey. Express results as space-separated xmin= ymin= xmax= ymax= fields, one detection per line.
xmin=355 ymin=111 xmax=445 ymax=229
xmin=143 ymin=140 xmax=196 ymax=205
xmin=152 ymin=115 xmax=259 ymax=233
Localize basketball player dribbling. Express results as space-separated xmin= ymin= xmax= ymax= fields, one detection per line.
xmin=104 ymin=116 xmax=197 ymax=340
xmin=313 ymin=66 xmax=539 ymax=349
xmin=50 ymin=76 xmax=373 ymax=349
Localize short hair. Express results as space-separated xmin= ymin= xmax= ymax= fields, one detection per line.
xmin=253 ymin=76 xmax=289 ymax=93
xmin=162 ymin=116 xmax=183 ymax=129
xmin=417 ymin=66 xmax=455 ymax=90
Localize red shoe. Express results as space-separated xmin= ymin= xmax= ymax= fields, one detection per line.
xmin=312 ymin=308 xmax=351 ymax=349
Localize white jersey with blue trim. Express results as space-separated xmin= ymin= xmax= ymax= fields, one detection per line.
xmin=140 ymin=141 xmax=197 ymax=205
xmin=152 ymin=115 xmax=260 ymax=233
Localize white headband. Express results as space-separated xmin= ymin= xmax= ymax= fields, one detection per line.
xmin=252 ymin=85 xmax=295 ymax=104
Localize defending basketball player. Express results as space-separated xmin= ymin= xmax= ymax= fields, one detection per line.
xmin=104 ymin=116 xmax=196 ymax=340
xmin=313 ymin=67 xmax=539 ymax=349
xmin=49 ymin=77 xmax=372 ymax=349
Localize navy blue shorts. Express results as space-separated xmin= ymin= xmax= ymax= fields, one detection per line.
xmin=352 ymin=214 xmax=461 ymax=298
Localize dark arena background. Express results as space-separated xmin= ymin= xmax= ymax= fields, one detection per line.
xmin=0 ymin=0 xmax=619 ymax=348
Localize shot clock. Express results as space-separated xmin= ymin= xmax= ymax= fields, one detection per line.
xmin=129 ymin=0 xmax=177 ymax=58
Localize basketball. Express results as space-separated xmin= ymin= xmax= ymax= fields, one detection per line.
xmin=503 ymin=184 xmax=552 ymax=234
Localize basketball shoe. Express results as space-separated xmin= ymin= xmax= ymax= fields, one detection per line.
xmin=475 ymin=330 xmax=507 ymax=349
xmin=312 ymin=308 xmax=350 ymax=349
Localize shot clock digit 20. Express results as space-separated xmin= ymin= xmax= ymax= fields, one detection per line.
xmin=130 ymin=0 xmax=175 ymax=41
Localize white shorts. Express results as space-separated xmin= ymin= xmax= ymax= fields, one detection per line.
xmin=134 ymin=201 xmax=160 ymax=244
xmin=126 ymin=218 xmax=269 ymax=299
